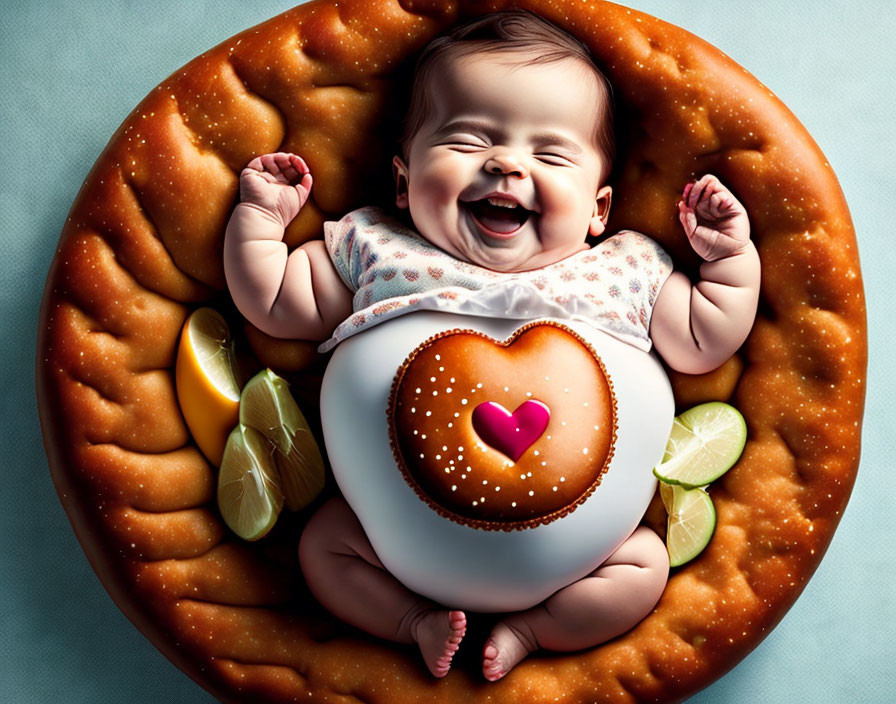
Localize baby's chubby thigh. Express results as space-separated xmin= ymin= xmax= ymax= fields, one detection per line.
xmin=584 ymin=524 xmax=670 ymax=607
xmin=300 ymin=495 xmax=461 ymax=652
xmin=298 ymin=495 xmax=387 ymax=589
xmin=497 ymin=525 xmax=669 ymax=659
xmin=568 ymin=525 xmax=669 ymax=634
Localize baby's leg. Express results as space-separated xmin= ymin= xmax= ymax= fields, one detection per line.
xmin=482 ymin=526 xmax=669 ymax=681
xmin=299 ymin=496 xmax=466 ymax=677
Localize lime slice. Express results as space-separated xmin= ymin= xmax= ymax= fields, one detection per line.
xmin=240 ymin=369 xmax=302 ymax=453
xmin=653 ymin=402 xmax=746 ymax=488
xmin=274 ymin=437 xmax=326 ymax=512
xmin=239 ymin=369 xmax=325 ymax=511
xmin=217 ymin=424 xmax=284 ymax=540
xmin=660 ymin=483 xmax=716 ymax=567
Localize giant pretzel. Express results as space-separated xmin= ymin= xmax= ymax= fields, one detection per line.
xmin=37 ymin=0 xmax=866 ymax=701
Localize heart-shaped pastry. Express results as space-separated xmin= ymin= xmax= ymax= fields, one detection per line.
xmin=388 ymin=321 xmax=617 ymax=530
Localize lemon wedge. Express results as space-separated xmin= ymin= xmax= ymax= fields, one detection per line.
xmin=660 ymin=483 xmax=716 ymax=567
xmin=653 ymin=402 xmax=746 ymax=488
xmin=175 ymin=307 xmax=241 ymax=466
xmin=239 ymin=369 xmax=325 ymax=511
xmin=217 ymin=424 xmax=284 ymax=540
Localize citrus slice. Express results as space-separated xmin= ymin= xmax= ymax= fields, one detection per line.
xmin=175 ymin=307 xmax=241 ymax=466
xmin=217 ymin=424 xmax=284 ymax=540
xmin=273 ymin=438 xmax=326 ymax=511
xmin=240 ymin=369 xmax=303 ymax=453
xmin=660 ymin=483 xmax=716 ymax=567
xmin=239 ymin=369 xmax=325 ymax=511
xmin=653 ymin=402 xmax=746 ymax=488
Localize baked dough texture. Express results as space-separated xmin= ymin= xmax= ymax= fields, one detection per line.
xmin=37 ymin=0 xmax=866 ymax=701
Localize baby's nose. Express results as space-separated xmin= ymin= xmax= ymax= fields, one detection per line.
xmin=484 ymin=151 xmax=528 ymax=178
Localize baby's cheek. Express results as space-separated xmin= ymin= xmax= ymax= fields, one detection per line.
xmin=409 ymin=151 xmax=462 ymax=195
xmin=538 ymin=179 xmax=597 ymax=240
xmin=407 ymin=163 xmax=454 ymax=216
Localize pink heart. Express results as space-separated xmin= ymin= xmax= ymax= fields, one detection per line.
xmin=471 ymin=400 xmax=550 ymax=462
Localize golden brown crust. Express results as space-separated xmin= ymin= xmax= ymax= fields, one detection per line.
xmin=388 ymin=322 xmax=617 ymax=531
xmin=36 ymin=0 xmax=866 ymax=701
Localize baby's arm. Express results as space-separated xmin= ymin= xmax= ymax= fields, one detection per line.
xmin=223 ymin=152 xmax=353 ymax=341
xmin=650 ymin=175 xmax=760 ymax=375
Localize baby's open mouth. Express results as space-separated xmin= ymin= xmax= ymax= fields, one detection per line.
xmin=464 ymin=196 xmax=533 ymax=235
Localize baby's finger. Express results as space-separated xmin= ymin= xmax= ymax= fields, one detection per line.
xmin=686 ymin=176 xmax=712 ymax=209
xmin=283 ymin=156 xmax=312 ymax=187
xmin=275 ymin=154 xmax=303 ymax=183
xmin=697 ymin=174 xmax=722 ymax=198
xmin=718 ymin=186 xmax=746 ymax=216
xmin=244 ymin=156 xmax=265 ymax=172
xmin=259 ymin=153 xmax=281 ymax=175
xmin=678 ymin=201 xmax=696 ymax=235
xmin=288 ymin=155 xmax=313 ymax=193
xmin=295 ymin=173 xmax=314 ymax=206
xmin=240 ymin=166 xmax=276 ymax=184
xmin=264 ymin=151 xmax=297 ymax=163
xmin=708 ymin=190 xmax=733 ymax=217
xmin=289 ymin=154 xmax=311 ymax=177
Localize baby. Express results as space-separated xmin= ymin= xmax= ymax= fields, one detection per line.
xmin=224 ymin=11 xmax=759 ymax=681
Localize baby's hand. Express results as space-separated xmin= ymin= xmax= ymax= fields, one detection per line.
xmin=677 ymin=174 xmax=750 ymax=261
xmin=239 ymin=152 xmax=313 ymax=226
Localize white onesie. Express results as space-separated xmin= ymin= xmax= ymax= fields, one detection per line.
xmin=320 ymin=206 xmax=673 ymax=353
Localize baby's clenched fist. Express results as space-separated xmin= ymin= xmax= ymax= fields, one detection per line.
xmin=239 ymin=152 xmax=313 ymax=226
xmin=677 ymin=174 xmax=750 ymax=262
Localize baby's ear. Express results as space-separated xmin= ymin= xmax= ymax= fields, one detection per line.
xmin=588 ymin=185 xmax=613 ymax=237
xmin=392 ymin=155 xmax=410 ymax=209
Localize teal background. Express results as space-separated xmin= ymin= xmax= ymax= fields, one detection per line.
xmin=3 ymin=0 xmax=892 ymax=701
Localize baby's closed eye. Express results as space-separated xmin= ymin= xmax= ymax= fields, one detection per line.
xmin=534 ymin=152 xmax=575 ymax=167
xmin=442 ymin=135 xmax=490 ymax=151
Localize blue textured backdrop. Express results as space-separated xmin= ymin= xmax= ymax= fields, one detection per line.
xmin=3 ymin=1 xmax=892 ymax=701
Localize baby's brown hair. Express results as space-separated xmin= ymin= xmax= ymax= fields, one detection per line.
xmin=399 ymin=10 xmax=616 ymax=179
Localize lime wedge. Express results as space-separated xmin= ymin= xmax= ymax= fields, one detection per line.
xmin=239 ymin=369 xmax=325 ymax=511
xmin=240 ymin=369 xmax=303 ymax=453
xmin=660 ymin=483 xmax=716 ymax=567
xmin=217 ymin=424 xmax=284 ymax=541
xmin=274 ymin=436 xmax=326 ymax=512
xmin=653 ymin=402 xmax=746 ymax=488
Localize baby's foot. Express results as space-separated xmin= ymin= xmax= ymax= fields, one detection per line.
xmin=413 ymin=609 xmax=467 ymax=678
xmin=482 ymin=620 xmax=537 ymax=681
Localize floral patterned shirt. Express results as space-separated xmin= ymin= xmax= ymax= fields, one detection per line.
xmin=319 ymin=207 xmax=673 ymax=353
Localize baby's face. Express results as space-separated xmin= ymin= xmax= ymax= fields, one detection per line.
xmin=394 ymin=50 xmax=612 ymax=273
